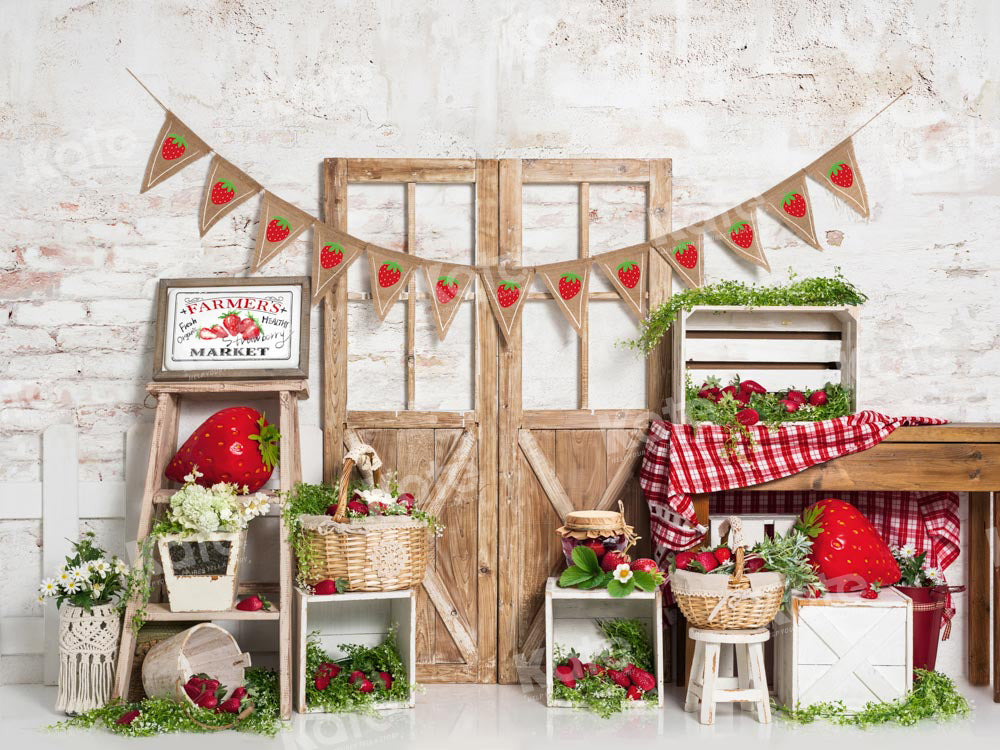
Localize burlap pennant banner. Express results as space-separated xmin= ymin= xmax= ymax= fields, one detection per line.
xmin=652 ymin=229 xmax=705 ymax=289
xmin=367 ymin=246 xmax=418 ymax=321
xmin=595 ymin=243 xmax=648 ymax=320
xmin=478 ymin=265 xmax=535 ymax=344
xmin=251 ymin=192 xmax=315 ymax=272
xmin=421 ymin=263 xmax=476 ymax=340
xmin=762 ymin=174 xmax=821 ymax=250
xmin=708 ymin=211 xmax=770 ymax=271
xmin=536 ymin=260 xmax=591 ymax=337
xmin=199 ymin=155 xmax=262 ymax=237
xmin=140 ymin=111 xmax=210 ymax=193
xmin=312 ymin=225 xmax=365 ymax=302
xmin=806 ymin=137 xmax=869 ymax=218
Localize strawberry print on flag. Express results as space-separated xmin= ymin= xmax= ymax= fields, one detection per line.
xmin=251 ymin=192 xmax=315 ymax=272
xmin=762 ymin=174 xmax=821 ymax=250
xmin=367 ymin=246 xmax=417 ymax=321
xmin=140 ymin=111 xmax=210 ymax=193
xmin=707 ymin=210 xmax=770 ymax=271
xmin=651 ymin=228 xmax=704 ymax=290
xmin=594 ymin=243 xmax=649 ymax=319
xmin=199 ymin=155 xmax=262 ymax=237
xmin=536 ymin=261 xmax=591 ymax=337
xmin=421 ymin=263 xmax=476 ymax=340
xmin=806 ymin=137 xmax=870 ymax=218
xmin=478 ymin=264 xmax=535 ymax=344
xmin=312 ymin=225 xmax=365 ymax=302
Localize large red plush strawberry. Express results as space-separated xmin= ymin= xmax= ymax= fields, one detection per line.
xmin=794 ymin=499 xmax=900 ymax=592
xmin=165 ymin=407 xmax=280 ymax=492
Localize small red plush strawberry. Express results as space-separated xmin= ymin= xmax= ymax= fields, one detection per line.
xmin=216 ymin=697 xmax=242 ymax=714
xmin=558 ymin=273 xmax=582 ymax=300
xmin=828 ymin=162 xmax=854 ymax=188
xmin=616 ymin=260 xmax=640 ymax=289
xmin=314 ymin=674 xmax=331 ymax=691
xmin=357 ymin=678 xmax=374 ymax=693
xmin=780 ymin=398 xmax=800 ymax=414
xmin=235 ymin=594 xmax=270 ymax=612
xmin=116 ymin=709 xmax=141 ymax=725
xmin=739 ymin=379 xmax=766 ymax=396
xmin=625 ymin=664 xmax=656 ymax=692
xmin=720 ymin=385 xmax=739 ymax=401
xmin=183 ymin=681 xmax=203 ymax=701
xmin=692 ymin=551 xmax=720 ymax=573
xmin=567 ymin=656 xmax=585 ymax=680
xmin=729 ymin=221 xmax=753 ymax=249
xmin=265 ymin=216 xmax=292 ymax=243
xmin=808 ymin=390 xmax=828 ymax=406
xmin=196 ymin=693 xmax=218 ymax=710
xmin=672 ymin=550 xmax=695 ymax=571
xmin=378 ymin=261 xmax=403 ymax=288
xmin=231 ymin=686 xmax=248 ymax=700
xmin=435 ymin=276 xmax=459 ymax=304
xmin=348 ymin=670 xmax=365 ymax=685
xmin=320 ymin=243 xmax=344 ymax=270
xmin=220 ymin=312 xmax=242 ymax=336
xmin=626 ymin=685 xmax=643 ymax=701
xmin=554 ymin=665 xmax=576 ymax=688
xmin=583 ymin=540 xmax=606 ymax=559
xmin=496 ymin=281 xmax=521 ymax=308
xmin=347 ymin=500 xmax=369 ymax=516
xmin=786 ymin=390 xmax=806 ymax=404
xmin=861 ymin=583 xmax=880 ymax=600
xmin=744 ymin=556 xmax=766 ymax=574
xmin=164 ymin=407 xmax=280 ymax=492
xmin=630 ymin=558 xmax=658 ymax=574
xmin=397 ymin=492 xmax=415 ymax=511
xmin=377 ymin=671 xmax=393 ymax=690
xmin=795 ymin=499 xmax=900 ymax=592
xmin=713 ymin=547 xmax=732 ymax=565
xmin=313 ymin=579 xmax=338 ymax=595
xmin=211 ymin=179 xmax=236 ymax=205
xmin=585 ymin=662 xmax=606 ymax=677
xmin=600 ymin=550 xmax=630 ymax=573
xmin=672 ymin=242 xmax=698 ymax=269
xmin=736 ymin=408 xmax=760 ymax=426
xmin=161 ymin=134 xmax=186 ymax=160
xmin=781 ymin=192 xmax=807 ymax=218
xmin=607 ymin=669 xmax=631 ymax=688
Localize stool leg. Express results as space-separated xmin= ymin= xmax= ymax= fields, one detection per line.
xmin=736 ymin=643 xmax=752 ymax=713
xmin=700 ymin=643 xmax=720 ymax=725
xmin=684 ymin=641 xmax=705 ymax=713
xmin=748 ymin=642 xmax=771 ymax=724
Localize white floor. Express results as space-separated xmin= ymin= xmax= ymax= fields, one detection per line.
xmin=3 ymin=681 xmax=998 ymax=750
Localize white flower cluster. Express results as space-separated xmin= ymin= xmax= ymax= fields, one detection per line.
xmin=166 ymin=469 xmax=271 ymax=535
xmin=892 ymin=544 xmax=945 ymax=586
xmin=38 ymin=555 xmax=128 ymax=602
xmin=354 ymin=488 xmax=401 ymax=508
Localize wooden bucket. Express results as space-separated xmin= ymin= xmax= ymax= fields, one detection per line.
xmin=141 ymin=623 xmax=250 ymax=701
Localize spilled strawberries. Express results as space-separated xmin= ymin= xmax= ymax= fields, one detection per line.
xmin=181 ymin=673 xmax=249 ymax=715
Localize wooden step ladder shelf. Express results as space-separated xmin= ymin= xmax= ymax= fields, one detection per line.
xmin=111 ymin=379 xmax=306 ymax=720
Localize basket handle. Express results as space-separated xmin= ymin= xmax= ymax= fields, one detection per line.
xmin=332 ymin=436 xmax=383 ymax=523
xmin=726 ymin=516 xmax=750 ymax=590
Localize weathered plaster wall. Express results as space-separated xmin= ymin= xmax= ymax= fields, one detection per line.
xmin=1 ymin=0 xmax=997 ymax=682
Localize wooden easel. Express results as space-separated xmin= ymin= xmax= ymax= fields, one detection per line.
xmin=110 ymin=379 xmax=304 ymax=720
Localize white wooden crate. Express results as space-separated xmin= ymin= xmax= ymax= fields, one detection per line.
xmin=708 ymin=514 xmax=798 ymax=548
xmin=544 ymin=578 xmax=663 ymax=709
xmin=669 ymin=305 xmax=859 ymax=423
xmin=293 ymin=587 xmax=416 ymax=713
xmin=774 ymin=589 xmax=912 ymax=710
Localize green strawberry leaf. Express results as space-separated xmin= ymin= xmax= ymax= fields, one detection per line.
xmin=560 ymin=273 xmax=580 ymax=282
xmin=607 ymin=578 xmax=635 ymax=597
xmin=578 ymin=573 xmax=607 ymax=589
xmin=828 ymin=162 xmax=848 ymax=177
xmin=633 ymin=570 xmax=657 ymax=592
xmin=219 ymin=179 xmax=235 ymax=191
xmin=782 ymin=192 xmax=801 ymax=206
xmin=616 ymin=261 xmax=637 ymax=271
xmin=166 ymin=133 xmax=187 ymax=148
xmin=499 ymin=280 xmax=520 ymax=290
xmin=571 ymin=544 xmax=602 ymax=575
xmin=437 ymin=275 xmax=458 ymax=286
xmin=559 ymin=565 xmax=594 ymax=588
xmin=248 ymin=414 xmax=281 ymax=470
xmin=729 ymin=221 xmax=748 ymax=233
xmin=325 ymin=242 xmax=344 ymax=253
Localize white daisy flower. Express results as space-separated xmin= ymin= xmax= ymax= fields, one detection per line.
xmin=898 ymin=544 xmax=917 ymax=558
xmin=38 ymin=578 xmax=58 ymax=597
xmin=57 ymin=570 xmax=73 ymax=586
xmin=113 ymin=558 xmax=129 ymax=576
xmin=64 ymin=579 xmax=82 ymax=594
xmin=36 ymin=595 xmax=45 ymax=604
xmin=92 ymin=560 xmax=112 ymax=578
xmin=612 ymin=563 xmax=633 ymax=584
xmin=58 ymin=562 xmax=69 ymax=574
xmin=91 ymin=583 xmax=104 ymax=598
xmin=69 ymin=566 xmax=87 ymax=582
xmin=925 ymin=567 xmax=944 ymax=583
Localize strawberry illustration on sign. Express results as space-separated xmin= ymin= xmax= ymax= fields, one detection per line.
xmin=558 ymin=273 xmax=582 ymax=300
xmin=729 ymin=221 xmax=753 ymax=249
xmin=478 ymin=265 xmax=535 ymax=344
xmin=378 ymin=261 xmax=403 ymax=288
xmin=266 ymin=216 xmax=292 ymax=243
xmin=161 ymin=134 xmax=186 ymax=160
xmin=142 ymin=112 xmax=209 ymax=193
xmin=710 ymin=213 xmax=769 ymax=270
xmin=422 ymin=265 xmax=475 ymax=340
xmin=199 ymin=155 xmax=262 ymax=237
xmin=673 ymin=242 xmax=698 ymax=269
xmin=597 ymin=244 xmax=648 ymax=319
xmin=807 ymin=138 xmax=869 ymax=217
xmin=782 ymin=192 xmax=807 ymax=218
xmin=616 ymin=260 xmax=641 ymax=289
xmin=435 ymin=276 xmax=459 ymax=304
xmin=210 ymin=179 xmax=236 ymax=205
xmin=763 ymin=177 xmax=821 ymax=249
xmin=252 ymin=192 xmax=314 ymax=272
xmin=496 ymin=280 xmax=521 ymax=308
xmin=538 ymin=263 xmax=590 ymax=337
xmin=312 ymin=227 xmax=364 ymax=301
xmin=829 ymin=162 xmax=854 ymax=188
xmin=367 ymin=249 xmax=417 ymax=321
xmin=320 ymin=243 xmax=344 ymax=270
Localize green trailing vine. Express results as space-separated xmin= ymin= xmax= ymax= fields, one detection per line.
xmin=50 ymin=667 xmax=284 ymax=737
xmin=304 ymin=628 xmax=411 ymax=714
xmin=623 ymin=270 xmax=867 ymax=353
xmin=775 ymin=670 xmax=970 ymax=728
xmin=281 ymin=481 xmax=339 ymax=587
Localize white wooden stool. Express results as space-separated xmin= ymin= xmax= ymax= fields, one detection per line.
xmin=684 ymin=627 xmax=771 ymax=725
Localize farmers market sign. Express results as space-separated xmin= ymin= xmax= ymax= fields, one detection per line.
xmin=153 ymin=276 xmax=311 ymax=381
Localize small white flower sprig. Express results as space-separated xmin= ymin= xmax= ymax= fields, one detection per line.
xmin=38 ymin=531 xmax=127 ymax=611
xmin=158 ymin=468 xmax=271 ymax=537
xmin=892 ymin=545 xmax=945 ymax=587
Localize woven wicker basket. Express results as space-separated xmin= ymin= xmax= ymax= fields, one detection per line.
xmin=298 ymin=445 xmax=430 ymax=591
xmin=672 ymin=516 xmax=785 ymax=630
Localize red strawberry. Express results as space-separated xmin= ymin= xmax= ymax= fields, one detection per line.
xmin=736 ymin=408 xmax=760 ymax=426
xmin=164 ymin=407 xmax=280 ymax=492
xmin=220 ymin=313 xmax=242 ymax=336
xmin=585 ymin=663 xmax=606 ymax=677
xmin=626 ymin=685 xmax=644 ymax=701
xmin=713 ymin=547 xmax=732 ymax=565
xmin=739 ymin=379 xmax=766 ymax=396
xmin=672 ymin=550 xmax=695 ymax=571
xmin=554 ymin=665 xmax=576 ymax=688
xmin=625 ymin=664 xmax=656 ymax=692
xmin=196 ymin=693 xmax=218 ymax=710
xmin=568 ymin=656 xmax=585 ymax=680
xmin=216 ymin=697 xmax=242 ymax=714
xmin=696 ymin=388 xmax=714 ymax=401
xmin=721 ymin=385 xmax=738 ymax=401
xmin=672 ymin=242 xmax=698 ymax=269
xmin=583 ymin=540 xmax=606 ymax=559
xmin=630 ymin=558 xmax=658 ymax=574
xmin=378 ymin=261 xmax=403 ymax=288
xmin=231 ymin=686 xmax=248 ymax=700
xmin=780 ymin=399 xmax=800 ymax=414
xmin=693 ymin=551 xmax=719 ymax=573
xmin=198 ymin=327 xmax=218 ymax=340
xmin=808 ymin=390 xmax=828 ymax=406
xmin=600 ymin=550 xmax=631 ymax=573
xmin=781 ymin=192 xmax=807 ymax=218
xmin=729 ymin=221 xmax=754 ymax=249
xmin=235 ymin=595 xmax=264 ymax=611
xmin=397 ymin=492 xmax=415 ymax=511
xmin=435 ymin=276 xmax=459 ymax=304
xmin=616 ymin=260 xmax=640 ymax=289
xmin=861 ymin=584 xmax=880 ymax=600
xmin=377 ymin=671 xmax=393 ymax=690
xmin=348 ymin=670 xmax=365 ymax=685
xmin=558 ymin=273 xmax=582 ymax=300
xmin=241 ymin=321 xmax=261 ymax=340
xmin=313 ymin=579 xmax=338 ymax=596
xmin=116 ymin=709 xmax=141 ymax=725
xmin=795 ymin=499 xmax=901 ymax=592
xmin=161 ymin=134 xmax=186 ymax=160
xmin=828 ymin=162 xmax=854 ymax=188
xmin=786 ymin=390 xmax=806 ymax=404
xmin=347 ymin=500 xmax=369 ymax=516
xmin=496 ymin=281 xmax=521 ymax=308
xmin=211 ymin=179 xmax=236 ymax=205
xmin=202 ymin=678 xmax=220 ymax=693
xmin=210 ymin=324 xmax=229 ymax=339
xmin=744 ymin=556 xmax=766 ymax=573
xmin=320 ymin=243 xmax=344 ymax=270
xmin=183 ymin=681 xmax=203 ymax=701
xmin=357 ymin=678 xmax=374 ymax=693
xmin=265 ymin=216 xmax=291 ymax=243
xmin=607 ymin=669 xmax=631 ymax=688
xmin=314 ymin=674 xmax=330 ymax=691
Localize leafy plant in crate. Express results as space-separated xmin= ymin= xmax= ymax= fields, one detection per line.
xmin=304 ymin=628 xmax=411 ymax=714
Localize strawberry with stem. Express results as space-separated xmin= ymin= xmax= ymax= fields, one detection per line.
xmin=161 ymin=134 xmax=186 ymax=160
xmin=496 ymin=280 xmax=521 ymax=308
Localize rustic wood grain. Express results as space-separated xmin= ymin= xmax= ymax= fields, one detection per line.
xmin=647 ymin=159 xmax=672 ymax=422
xmin=579 ymin=181 xmax=590 ymax=410
xmin=422 ymin=427 xmax=476 ymax=518
xmin=405 ymin=182 xmax=417 ymax=409
xmin=347 ymin=158 xmax=476 ymax=183
xmin=518 ymin=429 xmax=575 ymax=521
xmin=968 ymin=492 xmax=990 ymax=685
xmin=346 ymin=410 xmax=476 ymax=428
xmin=521 ymin=409 xmax=649 ymax=430
xmin=522 ymin=158 xmax=651 ymax=183
xmin=322 ymin=158 xmax=349 ymax=483
xmin=994 ymin=491 xmax=1000 ymax=703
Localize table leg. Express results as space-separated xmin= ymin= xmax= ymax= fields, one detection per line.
xmin=969 ymin=492 xmax=990 ymax=685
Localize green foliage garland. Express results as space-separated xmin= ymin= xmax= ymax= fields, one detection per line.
xmin=304 ymin=629 xmax=410 ymax=714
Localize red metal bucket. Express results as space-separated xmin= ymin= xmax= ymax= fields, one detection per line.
xmin=896 ymin=584 xmax=964 ymax=672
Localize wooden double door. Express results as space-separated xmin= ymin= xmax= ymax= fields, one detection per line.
xmin=321 ymin=158 xmax=673 ymax=683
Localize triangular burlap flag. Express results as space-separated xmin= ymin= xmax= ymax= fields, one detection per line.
xmin=651 ymin=230 xmax=705 ymax=289
xmin=806 ymin=137 xmax=869 ymax=218
xmin=421 ymin=263 xmax=476 ymax=340
xmin=594 ymin=243 xmax=648 ymax=319
xmin=536 ymin=261 xmax=591 ymax=337
xmin=708 ymin=211 xmax=770 ymax=271
xmin=478 ymin=265 xmax=535 ymax=344
xmin=367 ymin=246 xmax=418 ymax=321
xmin=251 ymin=192 xmax=315 ymax=272
xmin=140 ymin=111 xmax=210 ymax=193
xmin=199 ymin=155 xmax=262 ymax=236
xmin=762 ymin=174 xmax=821 ymax=250
xmin=312 ymin=225 xmax=365 ymax=302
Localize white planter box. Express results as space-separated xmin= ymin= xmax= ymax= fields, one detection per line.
xmin=544 ymin=578 xmax=663 ymax=709
xmin=774 ymin=589 xmax=912 ymax=710
xmin=158 ymin=531 xmax=244 ymax=612
xmin=293 ymin=587 xmax=416 ymax=713
xmin=670 ymin=305 xmax=859 ymax=423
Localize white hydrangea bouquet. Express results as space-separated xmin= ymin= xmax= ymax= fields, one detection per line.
xmin=158 ymin=468 xmax=271 ymax=536
xmin=892 ymin=544 xmax=945 ymax=587
xmin=37 ymin=531 xmax=128 ymax=611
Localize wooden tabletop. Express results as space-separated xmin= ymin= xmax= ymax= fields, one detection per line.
xmin=884 ymin=423 xmax=1000 ymax=443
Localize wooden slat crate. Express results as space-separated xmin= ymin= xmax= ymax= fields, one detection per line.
xmin=669 ymin=305 xmax=860 ymax=423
